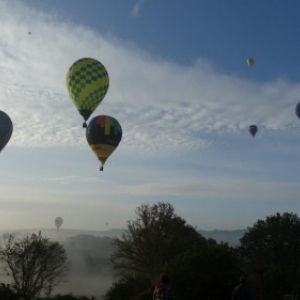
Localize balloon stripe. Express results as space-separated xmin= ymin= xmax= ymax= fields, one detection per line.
xmin=105 ymin=116 xmax=110 ymax=135
xmin=90 ymin=144 xmax=116 ymax=164
xmin=100 ymin=115 xmax=105 ymax=127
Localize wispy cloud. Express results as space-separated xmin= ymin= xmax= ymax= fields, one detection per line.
xmin=36 ymin=175 xmax=104 ymax=185
xmin=123 ymin=176 xmax=300 ymax=201
xmin=0 ymin=1 xmax=299 ymax=156
xmin=131 ymin=0 xmax=146 ymax=17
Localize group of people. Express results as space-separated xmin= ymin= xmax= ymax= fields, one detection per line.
xmin=152 ymin=274 xmax=252 ymax=300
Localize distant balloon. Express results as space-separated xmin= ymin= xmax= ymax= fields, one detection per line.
xmin=55 ymin=217 xmax=63 ymax=230
xmin=295 ymin=103 xmax=300 ymax=119
xmin=86 ymin=115 xmax=122 ymax=171
xmin=248 ymin=125 xmax=258 ymax=137
xmin=0 ymin=111 xmax=13 ymax=152
xmin=66 ymin=58 xmax=109 ymax=127
xmin=247 ymin=58 xmax=254 ymax=67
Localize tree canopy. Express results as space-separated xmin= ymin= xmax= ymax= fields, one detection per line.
xmin=165 ymin=238 xmax=240 ymax=300
xmin=107 ymin=202 xmax=239 ymax=300
xmin=111 ymin=202 xmax=204 ymax=279
xmin=0 ymin=232 xmax=68 ymax=300
xmin=239 ymin=212 xmax=300 ymax=300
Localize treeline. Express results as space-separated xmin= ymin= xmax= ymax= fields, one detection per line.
xmin=0 ymin=202 xmax=300 ymax=300
xmin=104 ymin=203 xmax=300 ymax=300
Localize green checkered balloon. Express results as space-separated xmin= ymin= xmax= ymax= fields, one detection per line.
xmin=66 ymin=58 xmax=109 ymax=124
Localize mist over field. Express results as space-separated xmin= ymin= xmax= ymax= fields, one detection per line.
xmin=0 ymin=227 xmax=245 ymax=298
xmin=0 ymin=228 xmax=121 ymax=299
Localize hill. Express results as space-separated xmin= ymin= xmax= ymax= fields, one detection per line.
xmin=0 ymin=227 xmax=247 ymax=246
xmin=198 ymin=229 xmax=247 ymax=246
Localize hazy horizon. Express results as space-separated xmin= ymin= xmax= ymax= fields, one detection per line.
xmin=0 ymin=226 xmax=246 ymax=299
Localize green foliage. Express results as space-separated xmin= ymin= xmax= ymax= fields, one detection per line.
xmin=0 ymin=232 xmax=68 ymax=300
xmin=0 ymin=283 xmax=20 ymax=300
xmin=111 ymin=202 xmax=202 ymax=280
xmin=165 ymin=238 xmax=240 ymax=300
xmin=239 ymin=212 xmax=300 ymax=300
xmin=104 ymin=276 xmax=152 ymax=300
xmin=108 ymin=202 xmax=241 ymax=300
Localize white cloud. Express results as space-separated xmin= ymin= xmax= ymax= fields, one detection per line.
xmin=0 ymin=1 xmax=300 ymax=157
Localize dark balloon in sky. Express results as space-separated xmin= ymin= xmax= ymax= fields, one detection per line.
xmin=248 ymin=125 xmax=258 ymax=137
xmin=55 ymin=217 xmax=63 ymax=230
xmin=0 ymin=111 xmax=13 ymax=152
xmin=295 ymin=103 xmax=300 ymax=119
xmin=247 ymin=58 xmax=254 ymax=67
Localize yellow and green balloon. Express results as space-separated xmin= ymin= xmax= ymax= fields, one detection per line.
xmin=66 ymin=58 xmax=109 ymax=127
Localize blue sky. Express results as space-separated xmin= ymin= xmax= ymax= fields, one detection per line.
xmin=1 ymin=0 xmax=300 ymax=231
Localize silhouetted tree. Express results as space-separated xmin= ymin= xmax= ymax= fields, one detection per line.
xmin=104 ymin=275 xmax=152 ymax=300
xmin=165 ymin=238 xmax=240 ymax=300
xmin=111 ymin=202 xmax=203 ymax=280
xmin=0 ymin=232 xmax=68 ymax=300
xmin=239 ymin=212 xmax=300 ymax=300
xmin=0 ymin=283 xmax=20 ymax=299
xmin=107 ymin=202 xmax=213 ymax=300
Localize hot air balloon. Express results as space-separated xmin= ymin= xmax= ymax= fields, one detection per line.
xmin=247 ymin=58 xmax=254 ymax=67
xmin=0 ymin=111 xmax=13 ymax=152
xmin=295 ymin=103 xmax=300 ymax=119
xmin=55 ymin=217 xmax=63 ymax=230
xmin=86 ymin=115 xmax=122 ymax=171
xmin=248 ymin=125 xmax=258 ymax=137
xmin=66 ymin=58 xmax=109 ymax=127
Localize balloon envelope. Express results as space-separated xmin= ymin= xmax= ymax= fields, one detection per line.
xmin=86 ymin=115 xmax=122 ymax=171
xmin=247 ymin=58 xmax=254 ymax=67
xmin=66 ymin=58 xmax=109 ymax=125
xmin=55 ymin=217 xmax=63 ymax=230
xmin=248 ymin=125 xmax=258 ymax=137
xmin=295 ymin=103 xmax=300 ymax=119
xmin=0 ymin=111 xmax=13 ymax=152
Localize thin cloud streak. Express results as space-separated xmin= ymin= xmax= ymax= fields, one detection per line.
xmin=123 ymin=176 xmax=300 ymax=201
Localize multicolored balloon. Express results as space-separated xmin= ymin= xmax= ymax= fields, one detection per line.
xmin=66 ymin=58 xmax=109 ymax=127
xmin=0 ymin=111 xmax=13 ymax=152
xmin=86 ymin=115 xmax=122 ymax=171
xmin=248 ymin=125 xmax=258 ymax=137
xmin=55 ymin=217 xmax=63 ymax=230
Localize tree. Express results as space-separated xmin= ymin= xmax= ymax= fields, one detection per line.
xmin=164 ymin=238 xmax=241 ymax=300
xmin=0 ymin=283 xmax=20 ymax=300
xmin=111 ymin=202 xmax=204 ymax=280
xmin=0 ymin=231 xmax=68 ymax=300
xmin=239 ymin=212 xmax=300 ymax=300
xmin=104 ymin=275 xmax=152 ymax=300
xmin=107 ymin=202 xmax=242 ymax=300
